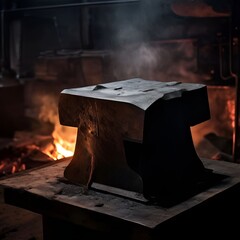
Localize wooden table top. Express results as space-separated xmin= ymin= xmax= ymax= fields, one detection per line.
xmin=1 ymin=158 xmax=240 ymax=232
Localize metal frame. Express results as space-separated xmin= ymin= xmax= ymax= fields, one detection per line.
xmin=0 ymin=0 xmax=139 ymax=78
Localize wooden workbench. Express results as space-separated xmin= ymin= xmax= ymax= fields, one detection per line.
xmin=1 ymin=158 xmax=240 ymax=239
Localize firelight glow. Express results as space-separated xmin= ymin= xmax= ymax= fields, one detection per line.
xmin=42 ymin=125 xmax=77 ymax=161
xmin=227 ymin=100 xmax=235 ymax=129
xmin=53 ymin=134 xmax=75 ymax=160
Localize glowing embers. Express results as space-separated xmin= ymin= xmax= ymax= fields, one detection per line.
xmin=191 ymin=86 xmax=236 ymax=161
xmin=0 ymin=155 xmax=26 ymax=176
xmin=0 ymin=125 xmax=76 ymax=177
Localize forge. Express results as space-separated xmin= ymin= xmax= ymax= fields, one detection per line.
xmin=1 ymin=0 xmax=240 ymax=239
xmin=1 ymin=79 xmax=240 ymax=239
xmin=59 ymin=78 xmax=214 ymax=206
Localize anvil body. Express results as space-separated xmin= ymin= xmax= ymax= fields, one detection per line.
xmin=59 ymin=78 xmax=210 ymax=205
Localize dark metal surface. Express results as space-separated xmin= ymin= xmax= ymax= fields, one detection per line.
xmin=231 ymin=0 xmax=240 ymax=162
xmin=0 ymin=5 xmax=10 ymax=77
xmin=59 ymin=78 xmax=211 ymax=206
xmin=61 ymin=78 xmax=208 ymax=111
xmin=0 ymin=0 xmax=139 ymax=79
xmin=2 ymin=0 xmax=140 ymax=13
xmin=0 ymin=83 xmax=25 ymax=137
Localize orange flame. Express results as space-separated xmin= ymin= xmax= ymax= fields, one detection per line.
xmin=42 ymin=125 xmax=77 ymax=161
xmin=36 ymin=94 xmax=77 ymax=161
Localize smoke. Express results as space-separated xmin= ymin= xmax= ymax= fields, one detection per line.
xmin=106 ymin=1 xmax=211 ymax=83
xmin=34 ymin=92 xmax=77 ymax=145
xmin=110 ymin=40 xmax=210 ymax=83
xmin=110 ymin=42 xmax=158 ymax=80
xmin=38 ymin=94 xmax=58 ymax=124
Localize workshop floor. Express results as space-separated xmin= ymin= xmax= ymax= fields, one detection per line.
xmin=0 ymin=188 xmax=43 ymax=240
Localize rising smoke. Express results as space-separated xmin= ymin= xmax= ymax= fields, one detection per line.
xmin=36 ymin=92 xmax=77 ymax=147
xmin=107 ymin=0 xmax=211 ymax=83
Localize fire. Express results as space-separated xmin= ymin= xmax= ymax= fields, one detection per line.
xmin=54 ymin=136 xmax=74 ymax=160
xmin=37 ymin=94 xmax=77 ymax=161
xmin=0 ymin=158 xmax=26 ymax=176
xmin=0 ymin=95 xmax=77 ymax=176
xmin=42 ymin=124 xmax=77 ymax=161
xmin=11 ymin=159 xmax=26 ymax=174
xmin=0 ymin=124 xmax=76 ymax=176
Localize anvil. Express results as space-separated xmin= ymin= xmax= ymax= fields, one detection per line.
xmin=58 ymin=78 xmax=211 ymax=205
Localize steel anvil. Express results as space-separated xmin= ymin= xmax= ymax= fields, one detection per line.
xmin=58 ymin=78 xmax=211 ymax=205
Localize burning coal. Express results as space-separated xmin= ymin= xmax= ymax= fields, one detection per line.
xmin=0 ymin=92 xmax=77 ymax=177
xmin=37 ymin=93 xmax=77 ymax=160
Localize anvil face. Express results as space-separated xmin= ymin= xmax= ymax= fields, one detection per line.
xmin=59 ymin=78 xmax=211 ymax=205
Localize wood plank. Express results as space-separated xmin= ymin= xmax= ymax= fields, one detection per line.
xmin=1 ymin=158 xmax=240 ymax=237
